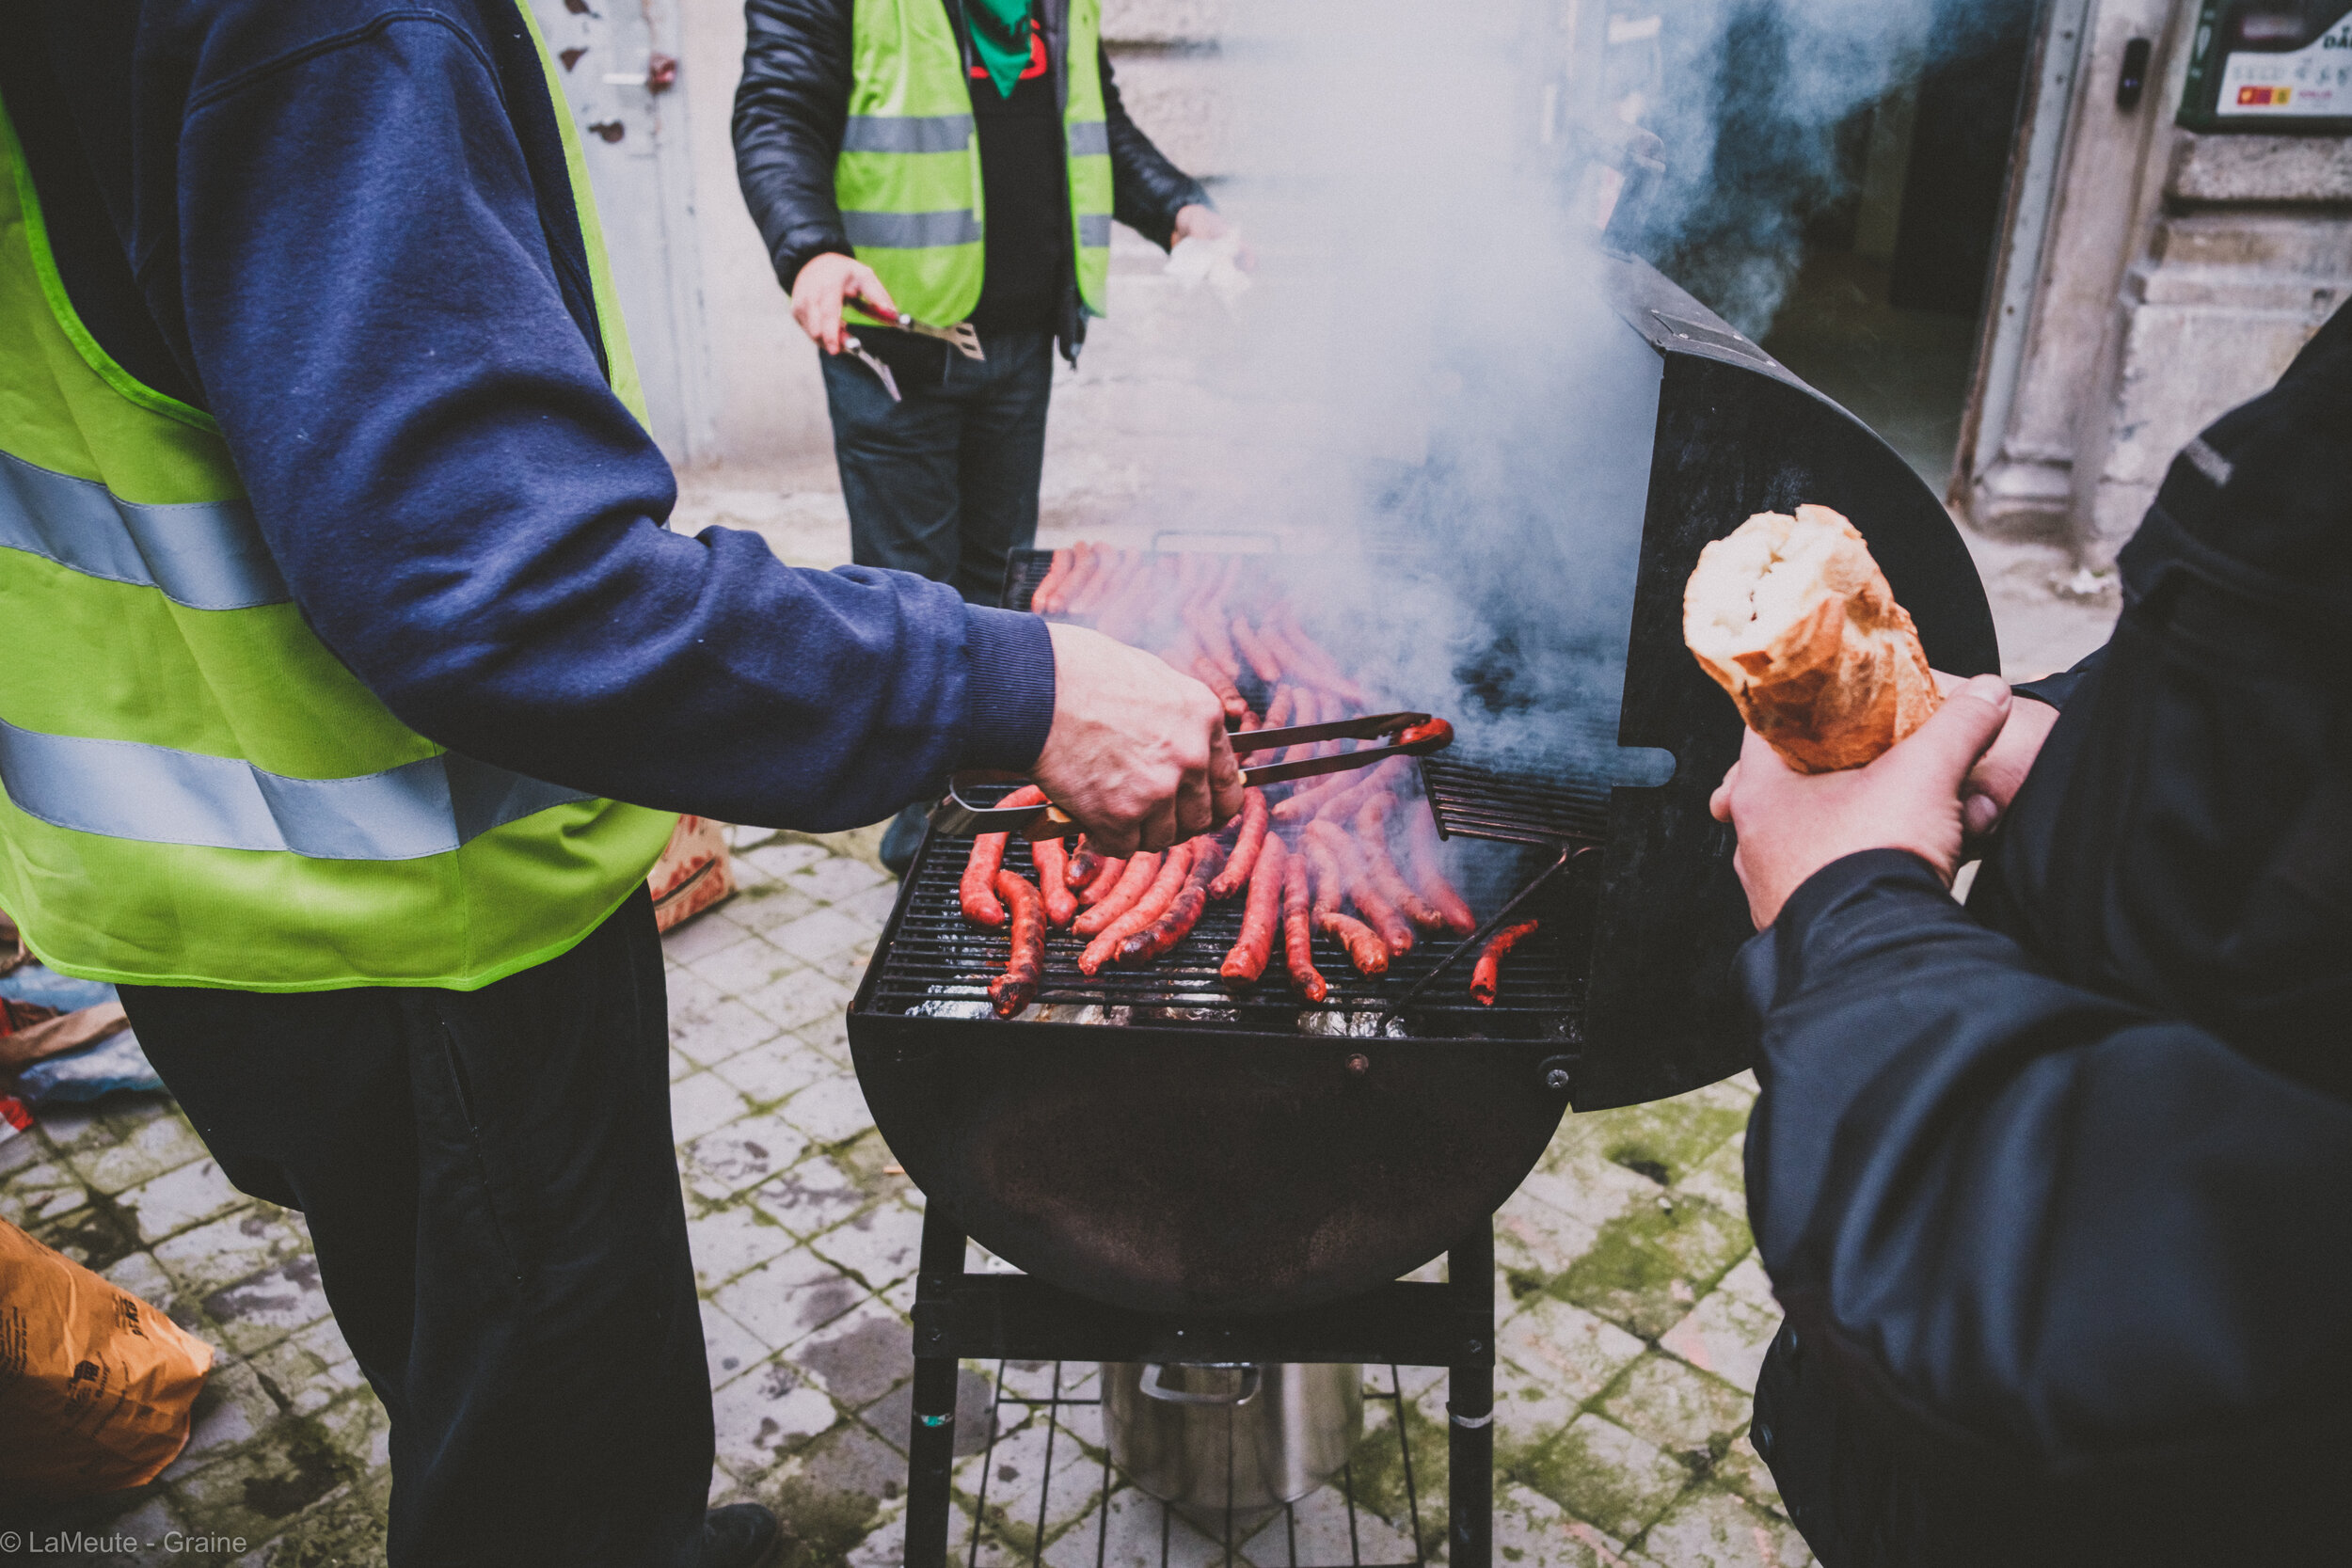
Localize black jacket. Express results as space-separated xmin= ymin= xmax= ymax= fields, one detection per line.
xmin=732 ymin=0 xmax=1207 ymax=334
xmin=1741 ymin=302 xmax=2352 ymax=1566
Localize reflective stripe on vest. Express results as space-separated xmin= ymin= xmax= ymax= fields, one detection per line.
xmin=0 ymin=4 xmax=677 ymax=991
xmin=836 ymin=0 xmax=1115 ymax=323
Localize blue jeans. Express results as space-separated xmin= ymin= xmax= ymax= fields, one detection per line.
xmin=819 ymin=329 xmax=1055 ymax=606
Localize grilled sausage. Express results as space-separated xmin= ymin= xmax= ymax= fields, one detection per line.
xmin=1281 ymin=850 xmax=1327 ymax=1002
xmin=1311 ymin=759 xmax=1406 ymax=824
xmin=1470 ymin=920 xmax=1540 ymax=1006
xmin=1231 ymin=615 xmax=1284 ymax=685
xmin=1402 ymin=808 xmax=1477 ymax=934
xmin=989 ymin=871 xmax=1048 ymax=1017
xmin=1194 ymin=657 xmax=1248 ymax=721
xmin=1354 ymin=795 xmax=1448 ymax=929
xmin=1076 ymin=854 xmax=1128 ymax=907
xmin=1207 ymin=790 xmax=1270 ymax=899
xmin=959 ymin=784 xmax=1046 ymax=926
xmin=1073 ymin=851 xmax=1159 ymax=935
xmin=1030 ymin=547 xmax=1073 ymax=615
xmin=1220 ymin=836 xmax=1287 ymax=990
xmin=1116 ymin=837 xmax=1228 ymax=966
xmin=1397 ymin=717 xmax=1454 ymax=750
xmin=1187 ymin=600 xmax=1243 ymax=682
xmin=1273 ymin=754 xmax=1403 ymax=825
xmin=1031 ymin=836 xmax=1080 ymax=927
xmin=1305 ymin=819 xmax=1411 ymax=958
xmin=1319 ymin=909 xmax=1391 ymax=977
xmin=1080 ymin=842 xmax=1195 ymax=974
xmin=1065 ymin=836 xmax=1103 ymax=891
xmin=1048 ymin=542 xmax=1100 ymax=617
xmin=1267 ymin=610 xmax=1372 ymax=706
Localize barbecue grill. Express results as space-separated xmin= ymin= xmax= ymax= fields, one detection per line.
xmin=849 ymin=253 xmax=2000 ymax=1567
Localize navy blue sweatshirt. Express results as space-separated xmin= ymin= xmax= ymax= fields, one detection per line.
xmin=8 ymin=1 xmax=1056 ymax=831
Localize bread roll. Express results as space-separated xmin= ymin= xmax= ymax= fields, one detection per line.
xmin=1683 ymin=504 xmax=1940 ymax=773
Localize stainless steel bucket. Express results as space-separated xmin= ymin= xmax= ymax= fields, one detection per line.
xmin=1103 ymin=1362 xmax=1364 ymax=1537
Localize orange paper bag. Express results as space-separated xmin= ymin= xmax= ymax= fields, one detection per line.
xmin=648 ymin=816 xmax=737 ymax=933
xmin=0 ymin=1219 xmax=213 ymax=1496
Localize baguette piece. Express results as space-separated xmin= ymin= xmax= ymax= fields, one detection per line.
xmin=1683 ymin=504 xmax=1941 ymax=773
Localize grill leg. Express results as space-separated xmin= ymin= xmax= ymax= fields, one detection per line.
xmin=905 ymin=1203 xmax=968 ymax=1568
xmin=1447 ymin=1224 xmax=1496 ymax=1568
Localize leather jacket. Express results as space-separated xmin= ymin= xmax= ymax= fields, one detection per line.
xmin=732 ymin=0 xmax=1208 ymax=344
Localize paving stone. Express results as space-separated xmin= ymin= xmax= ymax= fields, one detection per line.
xmin=846 ymin=1506 xmax=910 ymax=1566
xmin=860 ymin=1364 xmax=997 ymax=1457
xmin=759 ymin=1419 xmax=910 ymax=1554
xmin=1044 ymin=1485 xmax=1229 ymax=1568
xmin=1633 ymin=1487 xmax=1814 ymax=1568
xmin=247 ymin=1316 xmax=370 ymax=1418
xmin=202 ymin=1257 xmax=336 ymax=1357
xmin=120 ymin=1158 xmax=250 ymax=1243
xmin=714 ymin=1038 xmax=831 ymax=1108
xmin=783 ymin=1072 xmax=882 ymax=1148
xmin=1658 ymin=1256 xmax=1783 ymax=1396
xmin=703 ymin=1297 xmax=771 ymax=1390
xmin=103 ymin=1248 xmax=188 ymax=1318
xmin=811 ymin=1198 xmax=923 ymax=1290
xmin=1677 ymin=1131 xmax=1750 ymax=1220
xmin=168 ymin=1426 xmax=358 ymax=1548
xmin=1713 ymin=1425 xmax=1787 ymax=1520
xmin=792 ymin=1294 xmax=913 ymax=1409
xmin=691 ymin=933 xmax=803 ymax=998
xmin=1497 ymin=1185 xmax=1601 ymax=1284
xmin=672 ymin=996 xmax=787 ymax=1069
xmin=963 ymin=1402 xmax=1104 ymax=1557
xmin=710 ymin=1244 xmax=866 ymax=1351
xmin=834 ymin=880 xmax=903 ymax=929
xmin=166 ymin=1356 xmax=281 ymax=1480
xmin=1534 ymin=1135 xmax=1661 ymax=1234
xmin=239 ymin=1471 xmax=391 ymax=1568
xmin=766 ymin=906 xmax=875 ymax=963
xmin=787 ymin=855 xmax=891 ymax=905
xmin=797 ymin=1011 xmax=853 ymax=1065
xmin=1239 ymin=1472 xmax=1419 ymax=1567
xmin=710 ymin=1355 xmax=840 ymax=1481
xmin=743 ymin=968 xmax=855 ymax=1033
xmin=682 ymin=1116 xmax=813 ymax=1206
xmin=724 ymin=880 xmax=822 ymax=933
xmin=670 ymin=1069 xmax=752 ymax=1143
xmin=314 ymin=1386 xmax=392 ymax=1473
xmin=1 ymin=1157 xmax=91 ymax=1228
xmin=1490 ymin=1481 xmax=1638 ymax=1568
xmin=29 ymin=1197 xmax=145 ymax=1273
xmin=665 ymin=963 xmax=726 ymax=1020
xmin=807 ymin=944 xmax=879 ymax=990
xmin=1518 ymin=1412 xmax=1690 ymax=1543
xmin=0 ymin=1122 xmax=43 ymax=1174
xmin=754 ymin=1153 xmax=870 ymax=1240
xmin=1597 ymin=1352 xmax=1753 ymax=1460
xmin=1555 ymin=1195 xmax=1755 ymax=1341
xmin=671 ymin=1046 xmax=698 ymax=1084
xmin=746 ymin=842 xmax=832 ymax=881
xmin=153 ymin=1208 xmax=313 ymax=1300
xmin=663 ymin=911 xmax=757 ymax=965
xmin=67 ymin=1109 xmax=211 ymax=1197
xmin=689 ymin=1198 xmax=801 ymax=1290
xmin=1492 ymin=1354 xmax=1589 ymax=1462
xmin=1498 ymin=1292 xmax=1646 ymax=1403
xmin=28 ymin=1100 xmax=117 ymax=1155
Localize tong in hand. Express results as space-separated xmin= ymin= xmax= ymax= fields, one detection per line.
xmin=929 ymin=712 xmax=1455 ymax=841
xmin=851 ymin=295 xmax=985 ymax=359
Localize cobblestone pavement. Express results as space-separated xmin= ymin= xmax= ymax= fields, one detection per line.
xmin=0 ymin=818 xmax=1804 ymax=1568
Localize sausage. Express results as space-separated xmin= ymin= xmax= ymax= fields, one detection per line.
xmin=1194 ymin=657 xmax=1248 ymax=721
xmin=1231 ymin=615 xmax=1284 ymax=685
xmin=1470 ymin=920 xmax=1540 ymax=1006
xmin=1030 ymin=547 xmax=1073 ymax=615
xmin=1305 ymin=819 xmax=1411 ymax=957
xmin=1266 ymin=611 xmax=1372 ymax=706
xmin=1354 ymin=795 xmax=1448 ymax=929
xmin=959 ymin=784 xmax=1047 ymax=926
xmin=1187 ymin=600 xmax=1243 ymax=682
xmin=1311 ymin=759 xmax=1406 ymax=824
xmin=1116 ymin=836 xmax=1228 ymax=966
xmin=1080 ymin=842 xmax=1196 ymax=974
xmin=1065 ymin=836 xmax=1103 ymax=891
xmin=1220 ymin=836 xmax=1287 ymax=990
xmin=1301 ymin=821 xmax=1348 ymax=922
xmin=1050 ymin=542 xmax=1101 ymax=617
xmin=1076 ymin=854 xmax=1127 ymax=907
xmin=1281 ymin=850 xmax=1327 ymax=1002
xmin=1031 ymin=836 xmax=1080 ymax=927
xmin=1067 ymin=546 xmax=1123 ymax=619
xmin=1273 ymin=754 xmax=1404 ymax=825
xmin=1402 ymin=808 xmax=1477 ymax=934
xmin=1206 ymin=789 xmax=1270 ymax=899
xmin=1397 ymin=717 xmax=1454 ymax=750
xmin=1318 ymin=909 xmax=1391 ymax=977
xmin=1073 ymin=850 xmax=1159 ymax=935
xmin=989 ymin=871 xmax=1048 ymax=1017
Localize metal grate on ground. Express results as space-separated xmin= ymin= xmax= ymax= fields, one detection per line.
xmin=954 ymin=1359 xmax=1432 ymax=1568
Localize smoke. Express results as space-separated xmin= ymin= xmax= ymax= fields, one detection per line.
xmin=1138 ymin=0 xmax=1979 ymax=776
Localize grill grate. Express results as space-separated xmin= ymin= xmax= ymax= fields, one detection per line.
xmin=954 ymin=1356 xmax=1432 ymax=1568
xmin=1419 ymin=753 xmax=1609 ymax=849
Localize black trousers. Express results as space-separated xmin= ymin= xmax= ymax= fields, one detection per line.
xmin=820 ymin=327 xmax=1055 ymax=605
xmin=119 ymin=889 xmax=710 ymax=1568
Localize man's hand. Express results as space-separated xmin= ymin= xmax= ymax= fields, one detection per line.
xmin=1170 ymin=204 xmax=1256 ymax=272
xmin=1709 ymin=674 xmax=2013 ymax=929
xmin=791 ymin=253 xmax=898 ymax=356
xmin=1954 ymin=678 xmax=2058 ymax=839
xmin=1031 ymin=623 xmax=1243 ymax=856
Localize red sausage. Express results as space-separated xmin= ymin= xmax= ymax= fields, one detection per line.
xmin=1305 ymin=820 xmax=1408 ymax=960
xmin=1116 ymin=837 xmax=1228 ymax=966
xmin=1281 ymin=851 xmax=1327 ymax=1002
xmin=1081 ymin=843 xmax=1196 ymax=974
xmin=1355 ymin=794 xmax=1447 ymax=929
xmin=1030 ymin=547 xmax=1073 ymax=615
xmin=1077 ymin=854 xmax=1129 ymax=908
xmin=1207 ymin=790 xmax=1270 ymax=900
xmin=1031 ymin=836 xmax=1079 ymax=927
xmin=959 ymin=784 xmax=1046 ymax=926
xmin=1319 ymin=909 xmax=1391 ymax=978
xmin=1470 ymin=920 xmax=1540 ymax=1006
xmin=1220 ymin=836 xmax=1288 ymax=990
xmin=989 ymin=871 xmax=1047 ymax=1017
xmin=1403 ymin=808 xmax=1477 ymax=935
xmin=1194 ymin=657 xmax=1248 ymax=721
xmin=1065 ymin=836 xmax=1104 ymax=891
xmin=1073 ymin=851 xmax=1159 ymax=934
xmin=1231 ymin=615 xmax=1284 ymax=685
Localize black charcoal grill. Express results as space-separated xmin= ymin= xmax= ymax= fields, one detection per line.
xmin=849 ymin=255 xmax=1999 ymax=1568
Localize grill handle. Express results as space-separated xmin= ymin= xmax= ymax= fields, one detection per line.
xmin=1139 ymin=1363 xmax=1262 ymax=1407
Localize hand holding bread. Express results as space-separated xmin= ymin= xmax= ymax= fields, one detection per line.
xmin=1683 ymin=504 xmax=1940 ymax=772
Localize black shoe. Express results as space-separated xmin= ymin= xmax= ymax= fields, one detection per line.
xmin=879 ymin=800 xmax=931 ymax=877
xmin=701 ymin=1502 xmax=781 ymax=1568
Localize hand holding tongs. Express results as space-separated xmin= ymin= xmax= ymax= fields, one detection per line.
xmin=929 ymin=712 xmax=1455 ymax=840
xmin=841 ymin=295 xmax=986 ymax=404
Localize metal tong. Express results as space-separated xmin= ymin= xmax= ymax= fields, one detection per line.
xmin=928 ymin=712 xmax=1454 ymax=841
xmin=842 ymin=295 xmax=986 ymax=403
